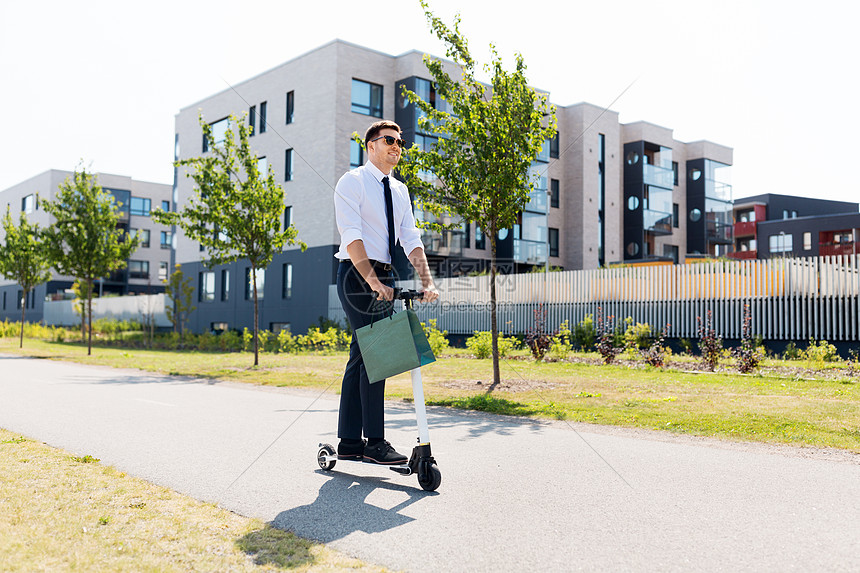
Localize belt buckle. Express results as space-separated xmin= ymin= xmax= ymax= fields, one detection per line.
xmin=381 ymin=263 xmax=392 ymax=271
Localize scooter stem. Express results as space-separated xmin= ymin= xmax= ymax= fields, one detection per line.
xmin=411 ymin=366 xmax=431 ymax=445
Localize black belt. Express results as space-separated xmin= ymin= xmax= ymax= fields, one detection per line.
xmin=341 ymin=259 xmax=392 ymax=271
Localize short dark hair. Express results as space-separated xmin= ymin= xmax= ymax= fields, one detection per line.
xmin=364 ymin=120 xmax=401 ymax=148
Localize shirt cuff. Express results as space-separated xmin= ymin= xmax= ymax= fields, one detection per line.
xmin=341 ymin=229 xmax=363 ymax=249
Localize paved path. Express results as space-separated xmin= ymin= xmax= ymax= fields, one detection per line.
xmin=1 ymin=354 xmax=859 ymax=572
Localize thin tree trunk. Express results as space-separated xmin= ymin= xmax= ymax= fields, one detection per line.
xmin=252 ymin=266 xmax=259 ymax=366
xmin=489 ymin=221 xmax=500 ymax=387
xmin=19 ymin=289 xmax=26 ymax=349
xmin=87 ymin=279 xmax=93 ymax=356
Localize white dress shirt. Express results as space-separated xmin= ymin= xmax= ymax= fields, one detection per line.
xmin=334 ymin=161 xmax=424 ymax=263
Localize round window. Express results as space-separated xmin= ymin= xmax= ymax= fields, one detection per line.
xmin=626 ymin=242 xmax=640 ymax=257
xmin=626 ymin=151 xmax=640 ymax=165
xmin=627 ymin=196 xmax=640 ymax=211
xmin=497 ymin=229 xmax=509 ymax=241
xmin=690 ymin=208 xmax=702 ymax=222
xmin=690 ymin=168 xmax=702 ymax=181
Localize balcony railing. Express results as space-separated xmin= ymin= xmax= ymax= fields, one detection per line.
xmin=644 ymin=209 xmax=673 ymax=235
xmin=707 ymin=220 xmax=733 ymax=244
xmin=729 ymin=250 xmax=757 ymax=260
xmin=513 ymin=239 xmax=547 ymax=265
xmin=734 ymin=220 xmax=756 ymax=237
xmin=524 ymin=189 xmax=548 ymax=213
xmin=420 ymin=228 xmax=464 ymax=257
xmin=819 ymin=243 xmax=860 ymax=257
xmin=643 ymin=163 xmax=674 ymax=189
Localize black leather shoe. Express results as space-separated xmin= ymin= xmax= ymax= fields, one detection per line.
xmin=337 ymin=439 xmax=366 ymax=460
xmin=363 ymin=440 xmax=408 ymax=465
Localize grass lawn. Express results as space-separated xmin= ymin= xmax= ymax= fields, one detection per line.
xmin=0 ymin=428 xmax=387 ymax=572
xmin=2 ymin=337 xmax=859 ymax=453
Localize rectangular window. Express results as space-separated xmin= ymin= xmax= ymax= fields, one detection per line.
xmin=128 ymin=260 xmax=149 ymax=279
xmin=549 ymin=227 xmax=559 ymax=257
xmin=21 ymin=194 xmax=35 ymax=213
xmin=133 ymin=229 xmax=150 ymax=247
xmin=16 ymin=290 xmax=23 ymax=310
xmin=130 ymin=197 xmax=151 ymax=217
xmin=284 ymin=148 xmax=293 ymax=181
xmin=664 ymin=244 xmax=680 ymax=263
xmin=271 ymin=322 xmax=290 ymax=334
xmin=2 ymin=291 xmax=5 ymax=310
xmin=475 ymin=226 xmax=486 ymax=250
xmin=212 ymin=322 xmax=229 ymax=332
xmin=351 ymin=79 xmax=383 ymax=117
xmin=550 ymin=179 xmax=559 ymax=208
xmin=285 ymin=90 xmax=294 ymax=124
xmin=769 ymin=233 xmax=793 ymax=253
xmin=257 ymin=156 xmax=268 ymax=174
xmin=199 ymin=271 xmax=215 ymax=302
xmin=350 ymin=139 xmax=364 ymax=169
xmin=803 ymin=232 xmax=812 ymax=250
xmin=160 ymin=231 xmax=172 ymax=249
xmin=204 ymin=117 xmax=230 ymax=152
xmin=161 ymin=200 xmax=170 ymax=212
xmin=245 ymin=267 xmax=264 ymax=300
xmin=158 ymin=262 xmax=169 ymax=281
xmin=259 ymin=101 xmax=267 ymax=133
xmin=221 ymin=269 xmax=230 ymax=301
xmin=283 ymin=206 xmax=292 ymax=230
xmin=672 ymin=161 xmax=679 ymax=186
xmin=549 ymin=132 xmax=560 ymax=159
xmin=282 ymin=263 xmax=292 ymax=299
xmin=464 ymin=222 xmax=471 ymax=248
xmin=673 ymin=203 xmax=679 ymax=228
xmin=783 ymin=209 xmax=789 ymax=219
xmin=248 ymin=105 xmax=256 ymax=136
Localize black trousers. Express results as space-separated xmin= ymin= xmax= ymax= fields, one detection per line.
xmin=336 ymin=260 xmax=394 ymax=440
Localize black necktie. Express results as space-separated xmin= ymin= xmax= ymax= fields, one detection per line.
xmin=382 ymin=176 xmax=395 ymax=264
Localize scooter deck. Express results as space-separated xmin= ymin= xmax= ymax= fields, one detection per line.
xmin=318 ymin=453 xmax=412 ymax=475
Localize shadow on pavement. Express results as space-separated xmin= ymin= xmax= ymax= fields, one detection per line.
xmin=271 ymin=470 xmax=435 ymax=543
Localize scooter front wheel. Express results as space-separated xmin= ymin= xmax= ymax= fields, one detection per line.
xmin=317 ymin=444 xmax=336 ymax=471
xmin=418 ymin=464 xmax=441 ymax=491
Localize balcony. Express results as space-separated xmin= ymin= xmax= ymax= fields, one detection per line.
xmin=707 ymin=220 xmax=733 ymax=244
xmin=819 ymin=242 xmax=860 ymax=257
xmin=734 ymin=220 xmax=756 ymax=238
xmin=643 ymin=163 xmax=674 ymax=189
xmin=514 ymin=239 xmax=547 ymax=265
xmin=644 ymin=209 xmax=673 ymax=236
xmin=729 ymin=250 xmax=757 ymax=260
xmin=524 ymin=188 xmax=548 ymax=213
xmin=420 ymin=228 xmax=464 ymax=257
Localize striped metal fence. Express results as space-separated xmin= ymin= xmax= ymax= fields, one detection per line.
xmin=329 ymin=255 xmax=860 ymax=341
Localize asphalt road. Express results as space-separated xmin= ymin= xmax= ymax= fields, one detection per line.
xmin=2 ymin=354 xmax=859 ymax=572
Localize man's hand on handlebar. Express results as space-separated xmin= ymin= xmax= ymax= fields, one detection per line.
xmin=370 ymin=281 xmax=395 ymax=301
xmin=420 ymin=284 xmax=439 ymax=304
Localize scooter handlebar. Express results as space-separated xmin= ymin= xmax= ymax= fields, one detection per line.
xmin=392 ymin=288 xmax=424 ymax=301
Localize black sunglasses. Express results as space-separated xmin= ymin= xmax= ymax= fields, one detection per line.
xmin=370 ymin=135 xmax=406 ymax=149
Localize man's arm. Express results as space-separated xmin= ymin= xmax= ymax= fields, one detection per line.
xmin=347 ymin=240 xmax=394 ymax=301
xmin=407 ymin=247 xmax=438 ymax=303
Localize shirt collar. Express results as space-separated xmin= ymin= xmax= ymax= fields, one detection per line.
xmin=365 ymin=160 xmax=389 ymax=184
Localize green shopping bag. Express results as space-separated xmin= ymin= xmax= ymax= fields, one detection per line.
xmin=355 ymin=309 xmax=436 ymax=383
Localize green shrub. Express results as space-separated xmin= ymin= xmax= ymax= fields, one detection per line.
xmin=573 ymin=314 xmax=596 ymax=351
xmin=422 ymin=319 xmax=449 ymax=357
xmin=804 ymin=338 xmax=839 ymax=367
xmin=278 ymin=329 xmax=299 ymax=353
xmin=782 ymin=341 xmax=802 ymax=360
xmin=549 ymin=320 xmax=572 ymax=360
xmin=466 ymin=331 xmax=514 ymax=359
xmin=623 ymin=317 xmax=652 ymax=353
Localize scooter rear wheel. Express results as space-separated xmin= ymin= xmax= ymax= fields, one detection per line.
xmin=317 ymin=444 xmax=336 ymax=471
xmin=418 ymin=464 xmax=442 ymax=491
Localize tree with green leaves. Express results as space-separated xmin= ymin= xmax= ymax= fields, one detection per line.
xmin=398 ymin=1 xmax=557 ymax=386
xmin=153 ymin=113 xmax=305 ymax=366
xmin=0 ymin=207 xmax=52 ymax=348
xmin=164 ymin=264 xmax=195 ymax=336
xmin=41 ymin=168 xmax=140 ymax=355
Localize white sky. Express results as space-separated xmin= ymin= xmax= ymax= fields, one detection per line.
xmin=1 ymin=0 xmax=858 ymax=206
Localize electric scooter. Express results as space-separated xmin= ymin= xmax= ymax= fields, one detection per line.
xmin=317 ymin=288 xmax=442 ymax=492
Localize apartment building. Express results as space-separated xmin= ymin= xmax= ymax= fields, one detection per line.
xmin=0 ymin=170 xmax=172 ymax=323
xmin=173 ymin=39 xmax=734 ymax=334
xmin=730 ymin=193 xmax=860 ymax=259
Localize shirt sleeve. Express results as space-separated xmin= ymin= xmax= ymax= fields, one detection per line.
xmin=334 ymin=171 xmax=364 ymax=248
xmin=396 ymin=182 xmax=425 ymax=256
